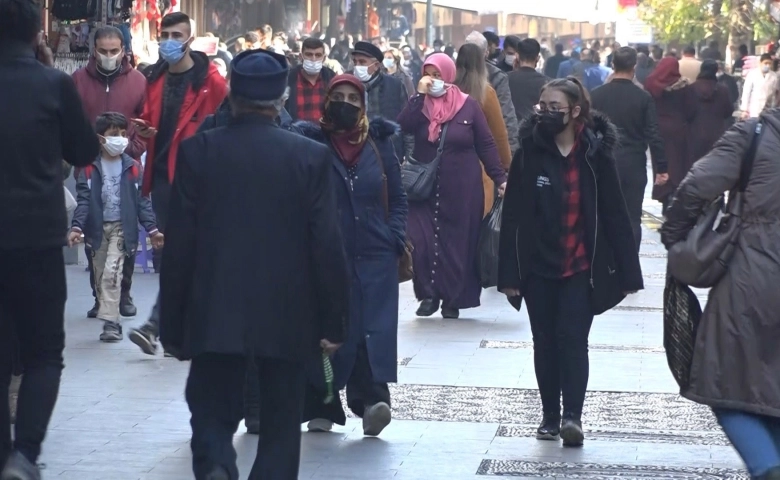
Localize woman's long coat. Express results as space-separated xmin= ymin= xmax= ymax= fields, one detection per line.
xmin=651 ymin=80 xmax=696 ymax=202
xmin=295 ymin=118 xmax=408 ymax=387
xmin=662 ymin=114 xmax=780 ymax=418
xmin=688 ymin=79 xmax=734 ymax=163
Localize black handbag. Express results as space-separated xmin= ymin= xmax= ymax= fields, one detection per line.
xmin=401 ymin=123 xmax=449 ymax=202
xmin=667 ymin=120 xmax=762 ymax=288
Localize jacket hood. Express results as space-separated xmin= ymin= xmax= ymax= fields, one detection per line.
xmin=692 ymin=78 xmax=718 ymax=101
xmin=85 ymin=54 xmax=133 ymax=80
xmin=145 ymin=51 xmax=216 ymax=90
xmin=292 ymin=117 xmax=400 ymax=144
xmin=518 ymin=110 xmax=618 ymax=156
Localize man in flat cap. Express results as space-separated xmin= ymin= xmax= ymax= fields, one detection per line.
xmin=351 ymin=40 xmax=413 ymax=161
xmin=158 ymin=48 xmax=349 ymax=480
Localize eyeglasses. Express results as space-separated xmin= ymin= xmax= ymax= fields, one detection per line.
xmin=534 ymin=104 xmax=571 ymax=114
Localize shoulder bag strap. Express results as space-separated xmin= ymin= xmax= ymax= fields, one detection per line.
xmin=737 ymin=121 xmax=763 ymax=193
xmin=367 ymin=137 xmax=388 ymax=219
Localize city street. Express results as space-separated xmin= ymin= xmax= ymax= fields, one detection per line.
xmin=35 ymin=189 xmax=747 ymax=480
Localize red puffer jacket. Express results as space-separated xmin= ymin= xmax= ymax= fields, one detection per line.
xmin=139 ymin=51 xmax=227 ymax=195
xmin=72 ymin=55 xmax=147 ymax=159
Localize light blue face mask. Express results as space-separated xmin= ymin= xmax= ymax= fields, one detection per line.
xmin=159 ymin=39 xmax=187 ymax=64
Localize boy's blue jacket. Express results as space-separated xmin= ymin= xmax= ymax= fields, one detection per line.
xmin=71 ymin=153 xmax=158 ymax=254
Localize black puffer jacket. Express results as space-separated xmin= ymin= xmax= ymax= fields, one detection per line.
xmin=497 ymin=111 xmax=643 ymax=314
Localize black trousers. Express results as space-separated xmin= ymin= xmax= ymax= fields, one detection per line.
xmin=524 ymin=272 xmax=594 ymax=416
xmin=615 ymin=155 xmax=647 ymax=252
xmin=146 ymin=182 xmax=171 ymax=333
xmin=0 ymin=248 xmax=66 ymax=466
xmin=86 ymin=246 xmax=135 ymax=300
xmin=301 ymin=341 xmax=390 ymax=424
xmin=186 ymin=353 xmax=305 ymax=480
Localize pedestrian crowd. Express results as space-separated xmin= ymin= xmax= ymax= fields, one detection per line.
xmin=1 ymin=1 xmax=779 ymax=477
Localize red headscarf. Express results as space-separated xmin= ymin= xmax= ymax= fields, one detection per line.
xmin=422 ymin=53 xmax=469 ymax=142
xmin=644 ymin=57 xmax=682 ymax=99
xmin=320 ymin=74 xmax=369 ymax=167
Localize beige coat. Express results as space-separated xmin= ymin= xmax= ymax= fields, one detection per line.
xmin=662 ymin=113 xmax=780 ymax=418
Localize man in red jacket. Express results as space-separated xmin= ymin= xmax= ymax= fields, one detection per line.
xmin=129 ymin=11 xmax=227 ymax=355
xmin=72 ymin=25 xmax=147 ymax=319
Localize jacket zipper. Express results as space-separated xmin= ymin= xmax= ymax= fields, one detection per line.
xmin=515 ymin=227 xmax=522 ymax=282
xmin=584 ymin=141 xmax=597 ymax=288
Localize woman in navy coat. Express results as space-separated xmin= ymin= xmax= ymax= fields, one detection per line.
xmin=293 ymin=74 xmax=408 ymax=436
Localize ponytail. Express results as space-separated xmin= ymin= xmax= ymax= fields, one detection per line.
xmin=540 ymin=77 xmax=594 ymax=128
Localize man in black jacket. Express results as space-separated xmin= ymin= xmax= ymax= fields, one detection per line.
xmin=0 ymin=0 xmax=100 ymax=477
xmin=508 ymin=38 xmax=549 ymax=124
xmin=159 ymin=49 xmax=349 ymax=480
xmin=591 ymin=47 xmax=668 ymax=249
xmin=544 ymin=43 xmax=568 ymax=79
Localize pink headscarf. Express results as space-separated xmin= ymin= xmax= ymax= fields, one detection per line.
xmin=422 ymin=53 xmax=469 ymax=142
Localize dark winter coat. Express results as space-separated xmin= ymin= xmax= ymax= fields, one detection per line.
xmin=366 ymin=72 xmax=414 ymax=160
xmin=688 ymin=79 xmax=734 ymax=162
xmin=651 ymin=79 xmax=696 ymax=202
xmin=159 ymin=114 xmax=350 ymax=361
xmin=661 ymin=113 xmax=780 ymax=418
xmin=508 ymin=66 xmax=549 ymax=123
xmin=497 ymin=112 xmax=644 ymax=315
xmin=72 ymin=154 xmax=157 ymax=254
xmin=293 ymin=117 xmax=407 ymax=386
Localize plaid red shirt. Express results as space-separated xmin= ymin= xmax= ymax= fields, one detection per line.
xmin=561 ymin=132 xmax=590 ymax=278
xmin=296 ymin=71 xmax=326 ymax=122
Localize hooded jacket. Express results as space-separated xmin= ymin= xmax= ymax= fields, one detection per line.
xmin=139 ymin=51 xmax=228 ymax=195
xmin=497 ymin=111 xmax=643 ymax=314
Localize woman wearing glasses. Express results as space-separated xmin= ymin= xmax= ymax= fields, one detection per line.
xmin=497 ymin=77 xmax=643 ymax=447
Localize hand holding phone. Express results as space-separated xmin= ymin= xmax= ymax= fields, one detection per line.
xmin=132 ymin=118 xmax=157 ymax=138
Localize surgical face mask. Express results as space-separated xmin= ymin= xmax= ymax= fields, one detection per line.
xmin=535 ymin=110 xmax=569 ymax=136
xmin=382 ymin=58 xmax=395 ymax=69
xmin=762 ymin=65 xmax=771 ymax=74
xmin=97 ymin=52 xmax=121 ymax=71
xmin=428 ymin=78 xmax=446 ymax=97
xmin=354 ymin=65 xmax=373 ymax=82
xmin=159 ymin=39 xmax=188 ymax=64
xmin=101 ymin=136 xmax=129 ymax=157
xmin=302 ymin=59 xmax=323 ymax=75
xmin=504 ymin=55 xmax=516 ymax=67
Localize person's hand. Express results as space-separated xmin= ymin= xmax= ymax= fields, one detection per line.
xmin=35 ymin=33 xmax=54 ymax=67
xmin=150 ymin=232 xmax=164 ymax=249
xmin=67 ymin=230 xmax=83 ymax=247
xmin=497 ymin=182 xmax=507 ymax=198
xmin=417 ymin=76 xmax=433 ymax=94
xmin=654 ymin=173 xmax=669 ymax=186
xmin=132 ymin=119 xmax=157 ymax=139
xmin=320 ymin=339 xmax=342 ymax=355
xmin=740 ymin=111 xmax=750 ymax=121
xmin=500 ymin=288 xmax=521 ymax=298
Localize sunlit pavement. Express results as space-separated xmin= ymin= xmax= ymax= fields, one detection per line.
xmin=36 ymin=178 xmax=747 ymax=479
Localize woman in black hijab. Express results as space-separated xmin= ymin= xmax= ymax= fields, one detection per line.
xmin=688 ymin=59 xmax=734 ymax=163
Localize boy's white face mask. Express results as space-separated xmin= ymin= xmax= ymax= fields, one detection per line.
xmin=102 ymin=136 xmax=129 ymax=157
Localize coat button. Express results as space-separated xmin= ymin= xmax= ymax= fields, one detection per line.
xmin=355 ymin=216 xmax=359 ymax=220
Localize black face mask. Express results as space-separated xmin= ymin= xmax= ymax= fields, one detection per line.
xmin=535 ymin=110 xmax=568 ymax=136
xmin=327 ymin=101 xmax=362 ymax=130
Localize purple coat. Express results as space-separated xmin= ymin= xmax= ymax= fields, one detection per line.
xmin=398 ymin=94 xmax=507 ymax=309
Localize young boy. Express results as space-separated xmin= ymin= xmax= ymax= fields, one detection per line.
xmin=69 ymin=112 xmax=163 ymax=342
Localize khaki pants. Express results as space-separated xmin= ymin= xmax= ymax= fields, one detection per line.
xmin=91 ymin=222 xmax=126 ymax=323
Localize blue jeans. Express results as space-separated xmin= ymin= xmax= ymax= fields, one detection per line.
xmin=714 ymin=408 xmax=780 ymax=478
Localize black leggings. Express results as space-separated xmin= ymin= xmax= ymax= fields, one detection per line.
xmin=524 ymin=272 xmax=594 ymax=416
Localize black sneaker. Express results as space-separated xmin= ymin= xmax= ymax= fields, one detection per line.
xmin=441 ymin=307 xmax=459 ymax=319
xmin=87 ymin=301 xmax=100 ymax=318
xmin=119 ymin=295 xmax=137 ymax=317
xmin=1 ymin=450 xmax=41 ymax=480
xmin=416 ymin=299 xmax=440 ymax=317
xmin=128 ymin=324 xmax=158 ymax=355
xmin=99 ymin=321 xmax=123 ymax=343
xmin=536 ymin=413 xmax=561 ymax=440
xmin=560 ymin=412 xmax=584 ymax=447
xmin=204 ymin=466 xmax=230 ymax=480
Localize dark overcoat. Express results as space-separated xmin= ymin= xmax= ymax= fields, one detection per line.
xmin=293 ymin=118 xmax=407 ymax=386
xmin=159 ymin=114 xmax=350 ymax=362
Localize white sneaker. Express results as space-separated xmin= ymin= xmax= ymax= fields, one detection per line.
xmin=362 ymin=402 xmax=391 ymax=436
xmin=307 ymin=418 xmax=334 ymax=432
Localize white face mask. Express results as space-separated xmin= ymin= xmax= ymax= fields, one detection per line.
xmin=382 ymin=58 xmax=395 ymax=69
xmin=762 ymin=65 xmax=771 ymax=74
xmin=428 ymin=78 xmax=446 ymax=97
xmin=354 ymin=65 xmax=373 ymax=82
xmin=97 ymin=52 xmax=121 ymax=71
xmin=102 ymin=136 xmax=129 ymax=157
xmin=302 ymin=59 xmax=323 ymax=75
xmin=505 ymin=55 xmax=516 ymax=67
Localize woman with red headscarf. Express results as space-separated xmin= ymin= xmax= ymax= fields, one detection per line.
xmin=293 ymin=74 xmax=407 ymax=437
xmin=398 ymin=53 xmax=507 ymax=319
xmin=644 ymin=57 xmax=696 ymax=212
